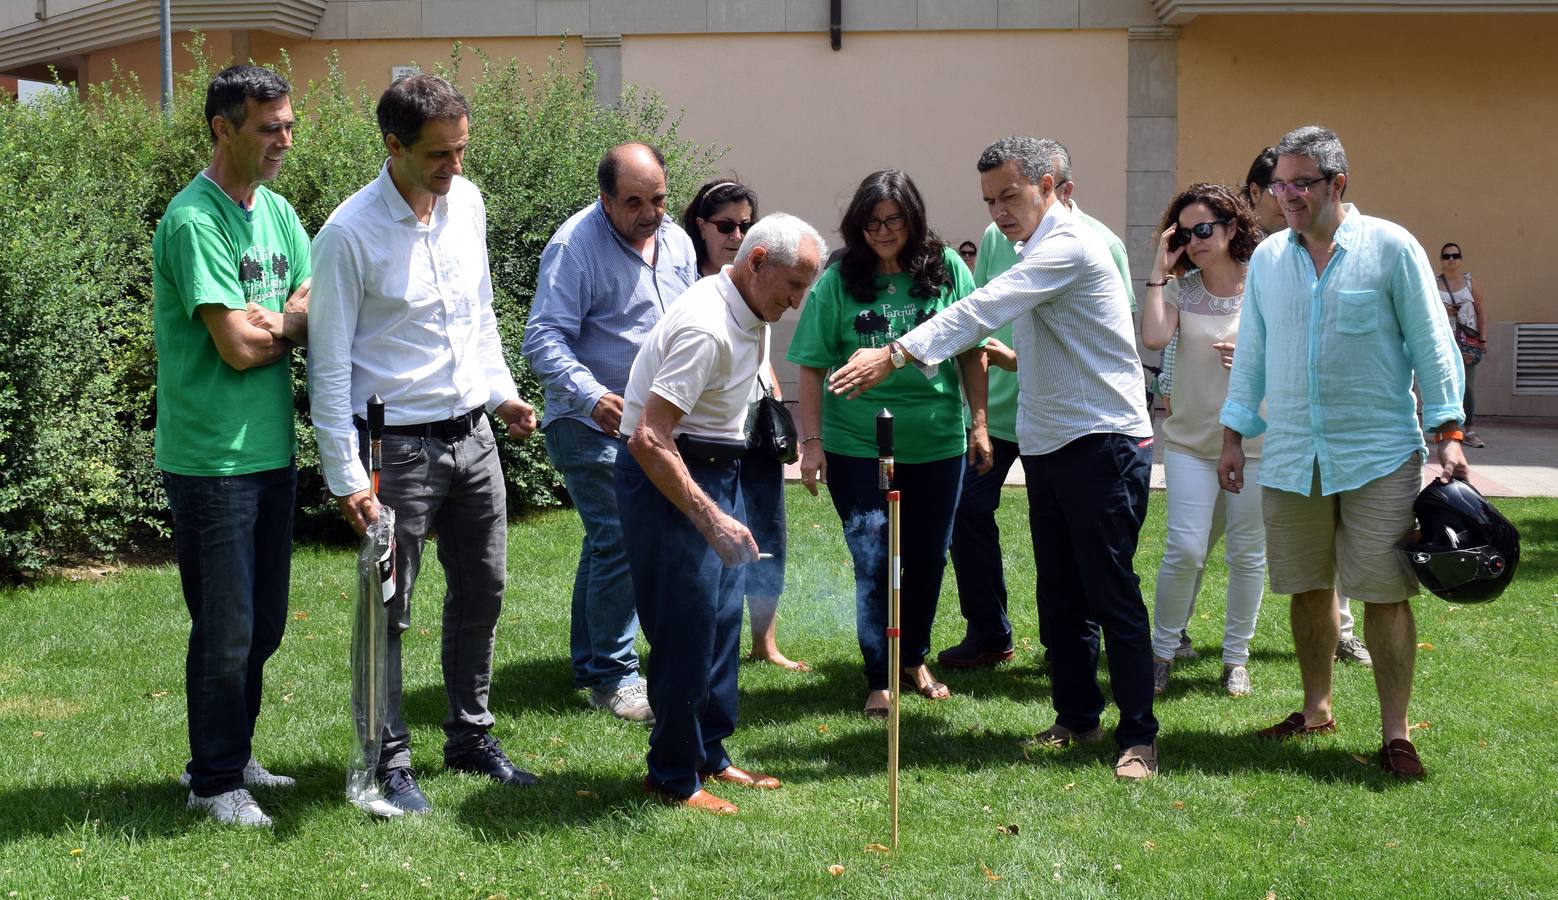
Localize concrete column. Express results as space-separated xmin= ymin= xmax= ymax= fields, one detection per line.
xmin=583 ymin=33 xmax=622 ymax=108
xmin=1125 ymin=25 xmax=1179 ymax=294
xmin=231 ymin=29 xmax=252 ymax=65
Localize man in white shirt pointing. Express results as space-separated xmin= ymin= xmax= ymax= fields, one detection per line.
xmin=308 ymin=74 xmax=539 ymax=814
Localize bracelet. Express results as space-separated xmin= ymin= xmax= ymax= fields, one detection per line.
xmin=1433 ymin=429 xmax=1464 ymax=444
xmin=801 ymin=436 xmax=822 ymax=445
xmin=1145 ymin=278 xmax=1169 ymax=287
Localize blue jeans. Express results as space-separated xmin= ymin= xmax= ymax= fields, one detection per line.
xmin=825 ymin=452 xmax=964 ymax=692
xmin=1024 ymin=433 xmax=1158 ymax=749
xmin=947 ymin=434 xmax=1023 ymax=649
xmin=163 ymin=465 xmax=295 ymax=798
xmin=544 ymin=418 xmax=641 ymax=692
xmin=616 ymin=448 xmax=743 ymax=798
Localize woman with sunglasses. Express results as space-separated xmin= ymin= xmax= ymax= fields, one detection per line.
xmin=957 ymin=240 xmax=978 ymax=269
xmin=680 ymin=179 xmax=809 ymax=671
xmin=1140 ymin=183 xmax=1266 ymax=698
xmin=787 ymin=170 xmax=990 ymax=717
xmin=1437 ymin=243 xmax=1487 ymax=448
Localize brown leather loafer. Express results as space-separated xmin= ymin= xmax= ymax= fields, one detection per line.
xmin=642 ymin=779 xmax=738 ymax=814
xmin=1256 ymin=712 xmax=1337 ymax=740
xmin=1379 ymin=738 xmax=1426 ymax=780
xmin=703 ymin=765 xmax=781 ymax=790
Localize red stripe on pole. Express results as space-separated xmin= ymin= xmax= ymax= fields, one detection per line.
xmin=885 ymin=627 xmax=900 ymax=637
xmin=887 ymin=490 xmax=900 ymax=500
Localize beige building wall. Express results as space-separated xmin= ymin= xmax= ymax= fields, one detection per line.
xmin=80 ymin=30 xmax=580 ymax=103
xmin=623 ymin=29 xmax=1129 ymax=394
xmin=1178 ymin=14 xmax=1558 ymax=416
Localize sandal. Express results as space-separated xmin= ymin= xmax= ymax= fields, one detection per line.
xmin=863 ymin=689 xmax=890 ymax=719
xmin=901 ymin=666 xmax=951 ymax=701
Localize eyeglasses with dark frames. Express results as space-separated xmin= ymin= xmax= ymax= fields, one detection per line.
xmin=1441 ymin=252 xmax=1462 ymax=260
xmin=1268 ymin=176 xmax=1332 ymax=197
xmin=864 ymin=214 xmax=907 ymax=234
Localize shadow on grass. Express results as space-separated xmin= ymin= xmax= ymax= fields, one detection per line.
xmin=0 ymin=760 xmax=411 ymax=842
xmin=399 ymin=654 xmax=581 ymax=729
xmin=451 ymin=769 xmax=644 ymax=840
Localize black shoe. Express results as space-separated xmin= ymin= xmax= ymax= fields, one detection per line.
xmin=937 ymin=636 xmax=1016 ymax=669
xmin=377 ymin=766 xmax=431 ymax=815
xmin=445 ymin=733 xmax=538 ymax=787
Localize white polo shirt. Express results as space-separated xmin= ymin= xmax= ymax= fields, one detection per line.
xmin=620 ymin=267 xmax=763 ymax=443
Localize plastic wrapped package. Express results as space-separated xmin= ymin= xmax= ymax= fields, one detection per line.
xmin=347 ymin=509 xmax=402 ymax=817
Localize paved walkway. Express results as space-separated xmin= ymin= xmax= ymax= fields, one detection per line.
xmin=785 ymin=416 xmax=1558 ymax=498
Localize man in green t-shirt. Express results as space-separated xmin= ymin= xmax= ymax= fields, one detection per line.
xmin=941 ymin=161 xmax=1136 ymax=669
xmin=153 ymin=65 xmax=311 ymax=828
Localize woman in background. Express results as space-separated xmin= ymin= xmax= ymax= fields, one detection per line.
xmin=788 ymin=170 xmax=989 ymax=717
xmin=1437 ymin=242 xmax=1488 ymax=449
xmin=1140 ymin=183 xmax=1265 ymax=698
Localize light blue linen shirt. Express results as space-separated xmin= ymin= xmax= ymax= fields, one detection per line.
xmin=1219 ymin=204 xmax=1464 ymax=496
xmin=522 ymin=201 xmax=697 ymax=429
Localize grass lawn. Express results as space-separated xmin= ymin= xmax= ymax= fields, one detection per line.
xmin=2 ymin=487 xmax=1555 ymax=898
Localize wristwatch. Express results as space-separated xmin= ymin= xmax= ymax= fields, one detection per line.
xmin=888 ymin=342 xmax=907 ymax=369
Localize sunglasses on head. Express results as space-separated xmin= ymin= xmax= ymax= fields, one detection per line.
xmin=709 ymin=218 xmax=754 ymax=235
xmin=1171 ymin=219 xmax=1230 ymax=248
xmin=1441 ymin=252 xmax=1462 ymax=260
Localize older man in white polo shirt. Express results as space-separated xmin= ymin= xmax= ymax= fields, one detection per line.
xmin=616 ymin=214 xmax=824 ymax=815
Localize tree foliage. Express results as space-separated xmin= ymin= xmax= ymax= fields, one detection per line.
xmin=0 ymin=38 xmax=718 ymax=579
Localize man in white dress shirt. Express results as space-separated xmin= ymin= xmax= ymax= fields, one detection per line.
xmin=308 ymin=74 xmax=539 ymax=814
xmin=829 ymin=136 xmax=1159 ymax=781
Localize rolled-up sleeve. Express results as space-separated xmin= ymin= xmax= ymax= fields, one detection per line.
xmin=523 ymin=241 xmax=608 ymax=411
xmin=1393 ymin=243 xmax=1465 ymax=429
xmin=307 ymin=224 xmax=370 ymax=498
xmin=1219 ymin=270 xmax=1269 ymax=439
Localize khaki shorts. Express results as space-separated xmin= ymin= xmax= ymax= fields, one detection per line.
xmin=1262 ymin=458 xmax=1421 ymax=603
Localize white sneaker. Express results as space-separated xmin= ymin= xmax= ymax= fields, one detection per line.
xmin=589 ymin=681 xmax=655 ymax=723
xmin=187 ymin=788 xmax=272 ymax=827
xmin=180 ymin=757 xmax=296 ymax=789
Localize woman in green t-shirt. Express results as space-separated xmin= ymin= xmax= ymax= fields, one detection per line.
xmin=787 ymin=169 xmax=990 ymax=717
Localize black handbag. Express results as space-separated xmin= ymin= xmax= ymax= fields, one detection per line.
xmin=751 ymin=391 xmax=799 ymax=464
xmin=747 ymin=329 xmax=799 ymax=464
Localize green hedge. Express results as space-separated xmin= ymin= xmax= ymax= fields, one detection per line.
xmin=0 ymin=40 xmax=718 ymax=579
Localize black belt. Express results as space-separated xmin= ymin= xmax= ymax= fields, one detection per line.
xmin=354 ymin=407 xmax=484 ymax=441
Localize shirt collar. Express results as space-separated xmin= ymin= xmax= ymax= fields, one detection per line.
xmin=1015 ymin=197 xmax=1073 ymax=259
xmin=716 ymin=267 xmax=762 ymax=334
xmin=375 ymin=160 xmax=443 ymax=225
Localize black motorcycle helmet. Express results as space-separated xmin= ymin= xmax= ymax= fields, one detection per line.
xmin=1402 ymin=479 xmax=1519 ymax=604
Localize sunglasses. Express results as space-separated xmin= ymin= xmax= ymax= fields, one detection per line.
xmin=958 ymin=249 xmax=977 ymax=259
xmin=1171 ymin=219 xmax=1230 ymax=248
xmin=1441 ymin=252 xmax=1462 ymax=260
xmin=708 ymin=218 xmax=754 ymax=235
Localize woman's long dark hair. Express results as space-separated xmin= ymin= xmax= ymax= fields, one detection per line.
xmin=1158 ymin=182 xmax=1261 ymax=277
xmin=681 ymin=179 xmax=760 ymax=274
xmin=838 ymin=170 xmax=949 ymax=304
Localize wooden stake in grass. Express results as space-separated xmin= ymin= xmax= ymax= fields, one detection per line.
xmin=877 ymin=408 xmax=900 ymax=851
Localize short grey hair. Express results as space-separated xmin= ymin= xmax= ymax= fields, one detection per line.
xmin=735 ymin=213 xmax=826 ymax=269
xmin=977 ymin=136 xmax=1071 ymax=187
xmin=1274 ymin=125 xmax=1349 ymax=179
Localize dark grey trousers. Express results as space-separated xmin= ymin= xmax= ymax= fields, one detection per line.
xmin=363 ymin=416 xmax=508 ymax=771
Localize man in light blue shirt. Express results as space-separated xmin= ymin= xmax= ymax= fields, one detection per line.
xmin=522 ymin=143 xmax=698 ymax=723
xmin=1217 ymin=126 xmax=1467 ymax=779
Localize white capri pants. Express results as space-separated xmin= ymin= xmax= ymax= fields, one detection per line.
xmin=1151 ymin=450 xmax=1266 ymax=665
